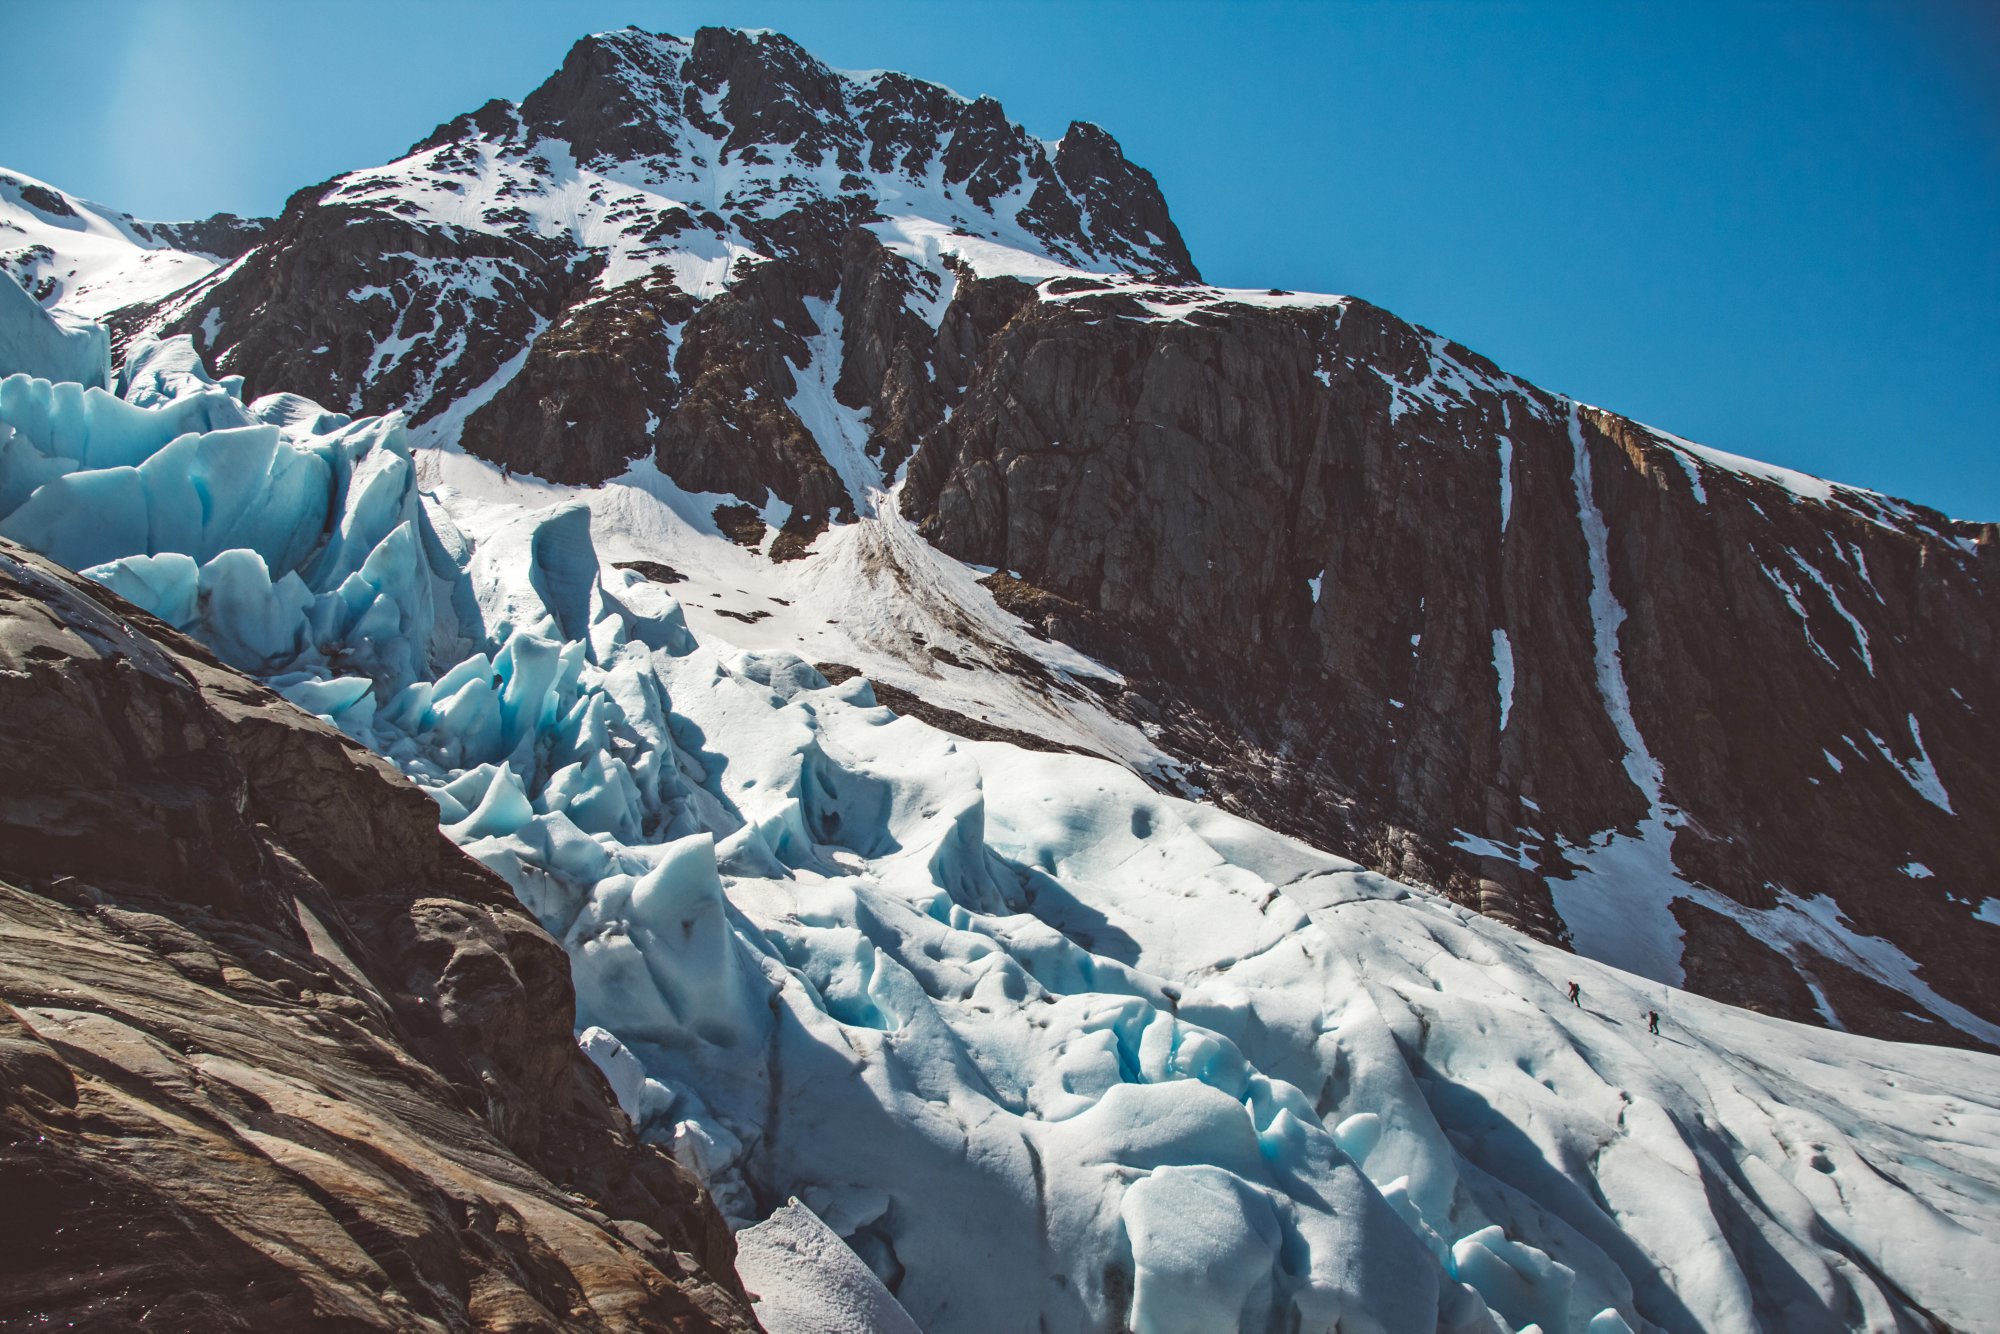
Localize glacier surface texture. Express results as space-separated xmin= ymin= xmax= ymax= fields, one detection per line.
xmin=2 ymin=274 xmax=1998 ymax=1334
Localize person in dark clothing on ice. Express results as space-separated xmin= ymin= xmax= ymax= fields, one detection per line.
xmin=1566 ymin=981 xmax=1580 ymax=1006
xmin=1647 ymin=1010 xmax=1660 ymax=1036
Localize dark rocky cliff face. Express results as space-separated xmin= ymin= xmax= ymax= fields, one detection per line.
xmin=150 ymin=183 xmax=593 ymax=424
xmin=0 ymin=540 xmax=760 ymax=1331
xmin=895 ymin=282 xmax=2000 ymax=1046
xmin=132 ymin=212 xmax=270 ymax=260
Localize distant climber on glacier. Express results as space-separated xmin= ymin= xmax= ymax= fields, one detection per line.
xmin=1567 ymin=980 xmax=1581 ymax=1006
xmin=1647 ymin=1009 xmax=1661 ymax=1036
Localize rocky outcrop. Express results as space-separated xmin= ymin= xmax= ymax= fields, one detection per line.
xmin=0 ymin=539 xmax=760 ymax=1331
xmin=638 ymin=205 xmax=863 ymax=524
xmin=134 ymin=212 xmax=270 ymax=260
xmin=898 ymin=283 xmax=2000 ymax=1046
xmin=462 ymin=271 xmax=697 ymax=485
xmin=1025 ymin=122 xmax=1197 ymax=282
xmin=151 ymin=188 xmax=592 ymax=424
xmin=126 ymin=25 xmax=1196 ymax=500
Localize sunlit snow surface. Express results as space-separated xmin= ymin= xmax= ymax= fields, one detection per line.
xmin=0 ymin=169 xmax=223 ymax=320
xmin=4 ymin=335 xmax=2000 ymax=1333
xmin=730 ymin=1197 xmax=923 ymax=1334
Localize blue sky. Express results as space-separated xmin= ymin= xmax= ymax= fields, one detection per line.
xmin=6 ymin=1 xmax=1996 ymax=517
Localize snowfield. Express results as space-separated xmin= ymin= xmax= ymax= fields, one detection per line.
xmin=0 ymin=169 xmax=227 ymax=320
xmin=3 ymin=280 xmax=1998 ymax=1333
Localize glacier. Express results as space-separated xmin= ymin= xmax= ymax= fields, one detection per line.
xmin=0 ymin=267 xmax=108 ymax=392
xmin=3 ymin=292 xmax=1999 ymax=1333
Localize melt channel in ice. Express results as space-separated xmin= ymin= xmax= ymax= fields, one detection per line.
xmin=2 ymin=302 xmax=1997 ymax=1334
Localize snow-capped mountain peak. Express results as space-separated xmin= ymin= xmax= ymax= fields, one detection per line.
xmin=494 ymin=26 xmax=1196 ymax=281
xmin=321 ymin=24 xmax=1194 ymax=301
xmin=112 ymin=26 xmax=1197 ymax=506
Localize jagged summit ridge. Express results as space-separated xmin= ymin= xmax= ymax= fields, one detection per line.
xmin=116 ymin=25 xmax=1198 ymax=505
xmin=498 ymin=26 xmax=1196 ymax=281
xmin=381 ymin=22 xmax=1195 ymax=278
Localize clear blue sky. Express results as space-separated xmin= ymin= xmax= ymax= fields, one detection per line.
xmin=6 ymin=1 xmax=1996 ymax=518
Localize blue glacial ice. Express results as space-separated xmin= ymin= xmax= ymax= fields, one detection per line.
xmin=0 ymin=270 xmax=108 ymax=392
xmin=3 ymin=311 xmax=1998 ymax=1334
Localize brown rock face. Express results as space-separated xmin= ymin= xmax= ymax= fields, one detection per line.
xmin=133 ymin=212 xmax=269 ymax=260
xmin=124 ymin=26 xmax=1196 ymax=499
xmin=897 ymin=283 xmax=2000 ymax=1047
xmin=462 ymin=272 xmax=698 ymax=485
xmin=639 ymin=203 xmax=865 ymax=526
xmin=154 ymin=189 xmax=592 ymax=423
xmin=0 ymin=541 xmax=759 ymax=1331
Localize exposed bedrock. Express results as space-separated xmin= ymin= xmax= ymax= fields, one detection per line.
xmin=898 ymin=284 xmax=2000 ymax=1044
xmin=0 ymin=539 xmax=759 ymax=1331
xmin=138 ymin=211 xmax=270 ymax=261
xmin=462 ymin=271 xmax=698 ymax=486
xmin=156 ymin=193 xmax=591 ymax=424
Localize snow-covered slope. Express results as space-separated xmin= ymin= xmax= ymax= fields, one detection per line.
xmin=0 ymin=168 xmax=256 ymax=320
xmin=0 ymin=261 xmax=109 ymax=390
xmin=3 ymin=316 xmax=1996 ymax=1333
